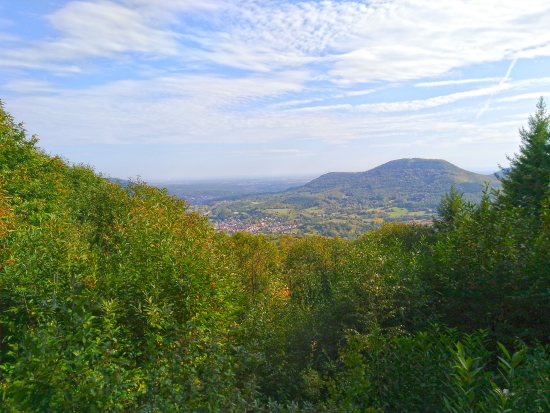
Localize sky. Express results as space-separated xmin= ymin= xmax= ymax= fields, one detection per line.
xmin=1 ymin=0 xmax=550 ymax=180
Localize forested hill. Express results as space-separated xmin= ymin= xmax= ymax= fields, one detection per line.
xmin=300 ymin=158 xmax=495 ymax=194
xmin=232 ymin=158 xmax=499 ymax=212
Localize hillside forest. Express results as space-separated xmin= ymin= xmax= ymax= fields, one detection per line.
xmin=1 ymin=98 xmax=550 ymax=412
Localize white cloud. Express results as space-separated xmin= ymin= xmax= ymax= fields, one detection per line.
xmin=269 ymin=89 xmax=375 ymax=108
xmin=247 ymin=149 xmax=301 ymax=154
xmin=498 ymin=92 xmax=550 ymax=102
xmin=2 ymin=0 xmax=548 ymax=179
xmin=3 ymin=0 xmax=550 ymax=85
xmin=122 ymin=0 xmax=228 ymax=11
xmin=336 ymin=89 xmax=375 ymax=97
xmin=270 ymin=98 xmax=319 ymax=108
xmin=325 ymin=1 xmax=550 ymax=83
xmin=0 ymin=0 xmax=180 ymax=69
xmin=186 ymin=0 xmax=550 ymax=83
xmin=0 ymin=32 xmax=19 ymax=43
xmin=287 ymin=76 xmax=550 ymax=114
xmin=296 ymin=83 xmax=513 ymax=113
xmin=415 ymin=78 xmax=502 ymax=87
xmin=0 ymin=59 xmax=82 ymax=74
xmin=289 ymin=104 xmax=353 ymax=112
xmin=47 ymin=1 xmax=178 ymax=56
xmin=5 ymin=73 xmax=523 ymax=151
xmin=344 ymin=90 xmax=372 ymax=97
xmin=4 ymin=70 xmax=309 ymax=145
xmin=477 ymin=59 xmax=517 ymax=118
xmin=3 ymin=79 xmax=59 ymax=93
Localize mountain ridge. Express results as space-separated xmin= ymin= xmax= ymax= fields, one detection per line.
xmin=215 ymin=157 xmax=502 ymax=214
xmin=295 ymin=158 xmax=496 ymax=196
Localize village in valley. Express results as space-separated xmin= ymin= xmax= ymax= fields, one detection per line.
xmin=215 ymin=216 xmax=298 ymax=235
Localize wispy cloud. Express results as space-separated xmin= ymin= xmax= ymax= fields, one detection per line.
xmin=334 ymin=89 xmax=375 ymax=98
xmin=288 ymin=104 xmax=353 ymax=112
xmin=0 ymin=32 xmax=19 ymax=43
xmin=477 ymin=59 xmax=516 ymax=118
xmin=3 ymin=0 xmax=550 ymax=85
xmin=3 ymin=70 xmax=310 ymax=145
xmin=3 ymin=79 xmax=59 ymax=93
xmin=415 ymin=78 xmax=502 ymax=87
xmin=2 ymin=0 xmax=550 ymax=178
xmin=246 ymin=149 xmax=301 ymax=154
xmin=0 ymin=1 xmax=180 ymax=70
xmin=270 ymin=99 xmax=320 ymax=108
xmin=186 ymin=0 xmax=550 ymax=83
xmin=498 ymin=92 xmax=549 ymax=102
xmin=294 ymin=83 xmax=515 ymax=114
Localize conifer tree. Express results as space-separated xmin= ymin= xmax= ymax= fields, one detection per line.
xmin=433 ymin=184 xmax=463 ymax=231
xmin=500 ymin=97 xmax=550 ymax=212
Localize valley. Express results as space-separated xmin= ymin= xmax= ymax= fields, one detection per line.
xmin=177 ymin=158 xmax=499 ymax=238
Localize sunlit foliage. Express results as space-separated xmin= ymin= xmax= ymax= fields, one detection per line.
xmin=1 ymin=99 xmax=549 ymax=412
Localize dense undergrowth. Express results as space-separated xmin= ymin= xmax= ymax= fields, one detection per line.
xmin=0 ymin=99 xmax=549 ymax=412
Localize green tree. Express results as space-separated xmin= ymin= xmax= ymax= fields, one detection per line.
xmin=433 ymin=184 xmax=464 ymax=232
xmin=229 ymin=232 xmax=279 ymax=305
xmin=500 ymin=97 xmax=550 ymax=212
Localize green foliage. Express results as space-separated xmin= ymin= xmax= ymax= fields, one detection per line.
xmin=322 ymin=327 xmax=550 ymax=413
xmin=227 ymin=232 xmax=280 ymax=306
xmin=500 ymin=97 xmax=550 ymax=213
xmin=1 ymin=99 xmax=550 ymax=411
xmin=0 ymin=101 xmax=250 ymax=411
xmin=2 ymin=292 xmax=135 ymax=412
xmin=433 ymin=184 xmax=464 ymax=232
xmin=420 ymin=187 xmax=550 ymax=341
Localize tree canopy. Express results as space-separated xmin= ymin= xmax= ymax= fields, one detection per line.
xmin=1 ymin=99 xmax=550 ymax=412
xmin=500 ymin=96 xmax=550 ymax=212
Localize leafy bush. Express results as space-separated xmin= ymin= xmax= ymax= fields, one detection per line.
xmin=1 ymin=99 xmax=549 ymax=411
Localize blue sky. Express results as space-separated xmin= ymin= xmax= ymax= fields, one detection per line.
xmin=1 ymin=0 xmax=550 ymax=180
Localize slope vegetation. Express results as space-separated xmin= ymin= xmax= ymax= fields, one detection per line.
xmin=287 ymin=158 xmax=498 ymax=209
xmin=1 ymin=100 xmax=549 ymax=412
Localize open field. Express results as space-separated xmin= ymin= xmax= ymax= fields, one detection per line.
xmin=190 ymin=200 xmax=434 ymax=238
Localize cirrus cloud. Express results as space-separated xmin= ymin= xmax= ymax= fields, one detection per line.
xmin=2 ymin=0 xmax=550 ymax=84
xmin=1 ymin=0 xmax=550 ymax=178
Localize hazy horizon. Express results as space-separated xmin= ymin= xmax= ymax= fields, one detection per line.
xmin=141 ymin=159 xmax=501 ymax=184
